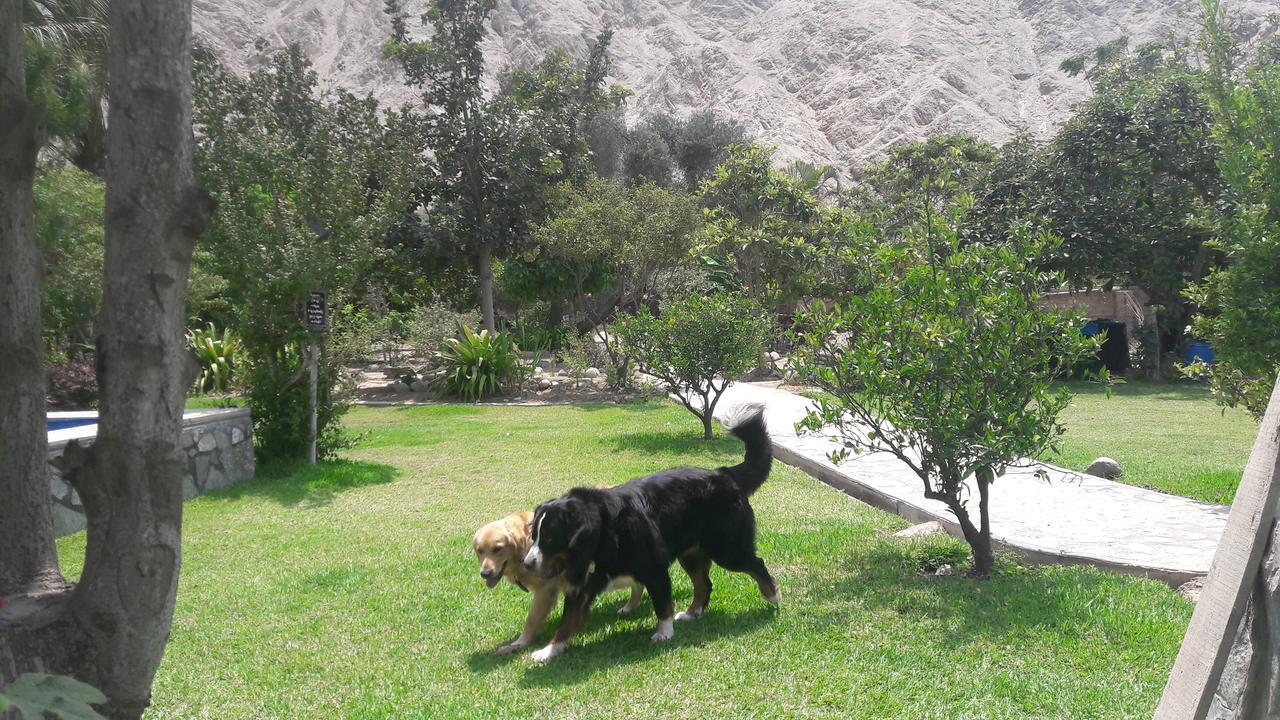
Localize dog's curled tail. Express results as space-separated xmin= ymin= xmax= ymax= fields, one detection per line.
xmin=724 ymin=403 xmax=772 ymax=496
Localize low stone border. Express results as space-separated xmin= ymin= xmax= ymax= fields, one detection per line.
xmin=48 ymin=409 xmax=256 ymax=537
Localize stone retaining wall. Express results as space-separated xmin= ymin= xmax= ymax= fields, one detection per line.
xmin=49 ymin=408 xmax=255 ymax=537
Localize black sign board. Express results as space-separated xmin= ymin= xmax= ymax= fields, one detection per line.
xmin=303 ymin=289 xmax=328 ymax=331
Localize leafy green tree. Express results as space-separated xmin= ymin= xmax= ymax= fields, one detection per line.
xmin=532 ymin=176 xmax=702 ymax=385
xmin=618 ymin=293 xmax=771 ymax=439
xmin=975 ymin=41 xmax=1223 ymax=343
xmin=790 ymin=199 xmax=1100 ymax=578
xmin=383 ymin=0 xmax=619 ymax=332
xmin=193 ymin=45 xmax=416 ymax=458
xmin=1183 ymin=0 xmax=1280 ymax=417
xmin=33 ymin=164 xmax=103 ymax=357
xmin=844 ymin=134 xmax=997 ymax=237
xmin=700 ymin=143 xmax=829 ymax=320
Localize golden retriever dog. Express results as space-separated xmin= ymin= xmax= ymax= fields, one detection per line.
xmin=473 ymin=510 xmax=644 ymax=654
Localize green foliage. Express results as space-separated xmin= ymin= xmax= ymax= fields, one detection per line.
xmin=1183 ymin=0 xmax=1280 ymax=417
xmin=33 ymin=164 xmax=103 ymax=358
xmin=383 ymin=0 xmax=621 ymax=330
xmin=430 ymin=325 xmax=525 ymax=401
xmin=790 ymin=200 xmax=1102 ymax=576
xmin=243 ymin=344 xmax=355 ymax=461
xmin=22 ymin=0 xmax=108 ymax=171
xmin=971 ymin=42 xmax=1222 ymax=337
xmin=187 ymin=323 xmax=241 ymax=394
xmin=533 ymin=175 xmax=703 ymax=385
xmin=700 ymin=143 xmax=870 ymax=320
xmin=844 ymin=134 xmax=997 ymax=237
xmin=406 ymin=302 xmax=483 ymax=359
xmin=193 ymin=44 xmax=415 ymax=458
xmin=0 ymin=672 xmax=106 ymax=720
xmin=618 ymin=293 xmax=771 ymax=438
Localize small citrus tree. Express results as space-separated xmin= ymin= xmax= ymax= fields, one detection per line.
xmin=619 ymin=293 xmax=770 ymax=439
xmin=790 ymin=201 xmax=1101 ymax=577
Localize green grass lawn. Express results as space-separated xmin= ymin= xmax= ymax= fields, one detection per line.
xmin=1045 ymin=382 xmax=1259 ymax=505
xmin=59 ymin=401 xmax=1191 ymax=719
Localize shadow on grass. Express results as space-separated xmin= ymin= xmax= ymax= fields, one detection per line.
xmin=1058 ymin=379 xmax=1214 ymax=403
xmin=608 ymin=429 xmax=743 ymax=456
xmin=210 ymin=458 xmax=400 ymax=509
xmin=465 ymin=595 xmax=777 ymax=687
xmin=810 ymin=538 xmax=1142 ymax=647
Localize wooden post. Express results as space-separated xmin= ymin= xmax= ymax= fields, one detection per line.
xmin=1155 ymin=374 xmax=1280 ymax=719
xmin=308 ymin=340 xmax=318 ymax=465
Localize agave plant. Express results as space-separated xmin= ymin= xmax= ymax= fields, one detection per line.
xmin=187 ymin=322 xmax=241 ymax=394
xmin=431 ymin=324 xmax=524 ymax=402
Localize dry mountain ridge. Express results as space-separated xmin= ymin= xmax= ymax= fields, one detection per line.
xmin=193 ymin=0 xmax=1278 ymax=169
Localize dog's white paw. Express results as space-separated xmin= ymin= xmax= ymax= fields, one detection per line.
xmin=496 ymin=640 xmax=528 ymax=655
xmin=650 ymin=618 xmax=674 ymax=642
xmin=674 ymin=609 xmax=703 ymax=622
xmin=530 ymin=642 xmax=566 ymax=663
xmin=764 ymin=587 xmax=781 ymax=606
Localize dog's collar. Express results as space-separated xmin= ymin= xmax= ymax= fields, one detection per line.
xmin=512 ymin=578 xmax=529 ymax=593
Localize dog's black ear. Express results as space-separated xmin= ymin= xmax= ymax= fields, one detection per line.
xmin=565 ymin=500 xmax=600 ymax=558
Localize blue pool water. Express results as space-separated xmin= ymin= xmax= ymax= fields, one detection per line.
xmin=47 ymin=417 xmax=98 ymax=432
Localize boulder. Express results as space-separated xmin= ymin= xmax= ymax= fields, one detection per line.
xmin=1086 ymin=457 xmax=1124 ymax=479
xmin=584 ymin=367 xmax=602 ymax=379
xmin=893 ymin=521 xmax=946 ymax=539
xmin=391 ymin=381 xmax=412 ymax=394
xmin=410 ymin=380 xmax=429 ymax=393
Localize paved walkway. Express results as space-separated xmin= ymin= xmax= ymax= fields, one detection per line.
xmin=713 ymin=382 xmax=1229 ymax=586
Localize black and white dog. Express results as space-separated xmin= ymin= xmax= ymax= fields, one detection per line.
xmin=522 ymin=405 xmax=778 ymax=661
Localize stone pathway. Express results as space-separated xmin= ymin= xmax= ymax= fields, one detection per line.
xmin=713 ymin=382 xmax=1229 ymax=586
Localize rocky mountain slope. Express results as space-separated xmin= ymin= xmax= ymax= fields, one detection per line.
xmin=193 ymin=0 xmax=1277 ymax=169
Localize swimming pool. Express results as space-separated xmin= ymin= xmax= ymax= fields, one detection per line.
xmin=47 ymin=414 xmax=98 ymax=432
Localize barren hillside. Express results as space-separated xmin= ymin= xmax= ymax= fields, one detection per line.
xmin=193 ymin=0 xmax=1277 ymax=169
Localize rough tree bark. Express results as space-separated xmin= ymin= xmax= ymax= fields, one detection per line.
xmin=64 ymin=0 xmax=213 ymax=715
xmin=477 ymin=243 xmax=496 ymax=333
xmin=0 ymin=1 xmax=212 ymax=717
xmin=0 ymin=0 xmax=64 ymax=598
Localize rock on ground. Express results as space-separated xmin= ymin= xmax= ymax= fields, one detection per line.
xmin=1087 ymin=457 xmax=1123 ymax=479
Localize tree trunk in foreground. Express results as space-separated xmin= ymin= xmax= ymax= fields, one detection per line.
xmin=0 ymin=1 xmax=212 ymax=717
xmin=67 ymin=0 xmax=212 ymax=713
xmin=477 ymin=243 xmax=496 ymax=333
xmin=0 ymin=0 xmax=64 ymax=598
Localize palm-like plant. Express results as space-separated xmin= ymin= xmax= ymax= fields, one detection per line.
xmin=187 ymin=323 xmax=242 ymax=394
xmin=23 ymin=0 xmax=109 ymax=173
xmin=431 ymin=325 xmax=525 ymax=402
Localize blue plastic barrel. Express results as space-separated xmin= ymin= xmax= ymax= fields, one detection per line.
xmin=1185 ymin=341 xmax=1216 ymax=365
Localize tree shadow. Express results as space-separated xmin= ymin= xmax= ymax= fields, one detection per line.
xmin=207 ymin=458 xmax=400 ymax=509
xmin=1058 ymin=380 xmax=1214 ymax=403
xmin=806 ymin=538 xmax=1150 ymax=649
xmin=607 ymin=429 xmax=742 ymax=456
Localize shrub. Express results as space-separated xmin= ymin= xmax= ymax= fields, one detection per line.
xmin=617 ymin=293 xmax=771 ymax=439
xmin=243 ymin=345 xmax=356 ymax=461
xmin=187 ymin=323 xmax=241 ymax=394
xmin=407 ymin=302 xmax=482 ymax=361
xmin=790 ymin=209 xmax=1100 ymax=578
xmin=34 ymin=165 xmax=105 ymax=358
xmin=46 ymin=360 xmax=98 ymax=409
xmin=430 ymin=325 xmax=525 ymax=402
